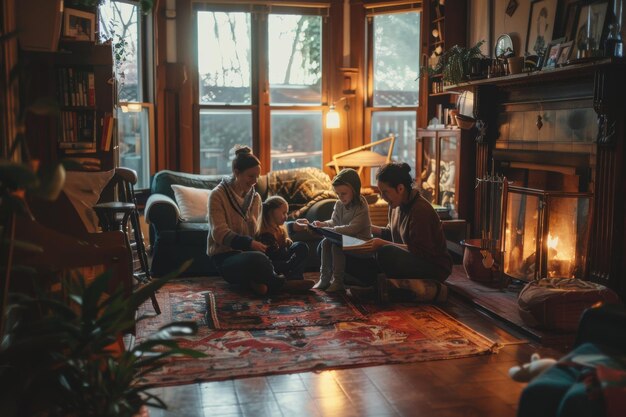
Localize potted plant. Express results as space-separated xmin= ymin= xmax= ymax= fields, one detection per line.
xmin=423 ymin=40 xmax=486 ymax=85
xmin=0 ymin=264 xmax=203 ymax=417
xmin=2 ymin=21 xmax=202 ymax=414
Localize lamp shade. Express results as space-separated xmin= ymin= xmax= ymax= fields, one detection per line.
xmin=326 ymin=106 xmax=340 ymax=129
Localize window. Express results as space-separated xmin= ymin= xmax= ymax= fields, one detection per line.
xmin=366 ymin=8 xmax=421 ymax=182
xmin=196 ymin=5 xmax=326 ymax=175
xmin=99 ymin=0 xmax=153 ymax=189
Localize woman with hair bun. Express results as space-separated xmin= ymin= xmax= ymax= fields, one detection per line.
xmin=207 ymin=145 xmax=314 ymax=295
xmin=354 ymin=162 xmax=452 ymax=301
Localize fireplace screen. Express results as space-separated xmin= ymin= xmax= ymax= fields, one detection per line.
xmin=502 ymin=186 xmax=592 ymax=281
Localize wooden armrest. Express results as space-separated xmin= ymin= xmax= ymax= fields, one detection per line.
xmin=14 ymin=215 xmax=132 ymax=295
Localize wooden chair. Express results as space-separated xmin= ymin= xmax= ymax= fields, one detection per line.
xmin=96 ymin=168 xmax=161 ymax=314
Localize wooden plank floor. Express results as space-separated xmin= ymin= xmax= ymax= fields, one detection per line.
xmin=146 ymin=291 xmax=566 ymax=417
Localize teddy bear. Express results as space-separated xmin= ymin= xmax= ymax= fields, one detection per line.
xmin=508 ymin=353 xmax=557 ymax=383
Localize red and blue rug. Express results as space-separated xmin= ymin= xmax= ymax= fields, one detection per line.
xmin=205 ymin=280 xmax=368 ymax=330
xmin=136 ymin=277 xmax=498 ymax=386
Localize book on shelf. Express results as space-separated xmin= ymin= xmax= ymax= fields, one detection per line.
xmin=58 ymin=141 xmax=96 ymax=150
xmin=101 ymin=113 xmax=114 ymax=151
xmin=307 ymin=225 xmax=373 ymax=252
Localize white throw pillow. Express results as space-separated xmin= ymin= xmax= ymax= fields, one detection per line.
xmin=63 ymin=170 xmax=115 ymax=233
xmin=171 ymin=184 xmax=211 ymax=222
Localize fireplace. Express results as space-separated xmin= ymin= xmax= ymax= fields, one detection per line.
xmin=492 ymin=149 xmax=594 ymax=282
xmin=502 ymin=186 xmax=592 ymax=282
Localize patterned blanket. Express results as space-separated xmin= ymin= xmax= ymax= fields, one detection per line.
xmin=266 ymin=167 xmax=337 ymax=218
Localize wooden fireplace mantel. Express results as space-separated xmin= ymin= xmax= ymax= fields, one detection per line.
xmin=454 ymin=58 xmax=626 ymax=300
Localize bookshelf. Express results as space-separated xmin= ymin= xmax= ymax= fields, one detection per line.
xmin=422 ymin=0 xmax=467 ymax=124
xmin=55 ymin=42 xmax=115 ymax=171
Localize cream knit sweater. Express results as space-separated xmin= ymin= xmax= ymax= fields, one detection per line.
xmin=207 ymin=179 xmax=262 ymax=256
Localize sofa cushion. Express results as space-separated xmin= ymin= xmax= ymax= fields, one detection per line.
xmin=151 ymin=170 xmax=223 ymax=201
xmin=157 ymin=223 xmax=209 ymax=246
xmin=172 ymin=184 xmax=211 ymax=222
xmin=63 ymin=170 xmax=115 ymax=233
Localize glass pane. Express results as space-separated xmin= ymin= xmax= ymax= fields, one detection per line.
xmin=199 ymin=110 xmax=253 ymax=175
xmin=503 ymin=192 xmax=540 ymax=281
xmin=545 ymin=195 xmax=591 ymax=279
xmin=418 ymin=136 xmax=436 ymax=204
xmin=439 ymin=133 xmax=459 ymax=214
xmin=99 ymin=0 xmax=142 ymax=102
xmin=372 ymin=12 xmax=420 ymax=107
xmin=117 ymin=105 xmax=152 ymax=189
xmin=197 ymin=11 xmax=251 ymax=105
xmin=371 ymin=111 xmax=416 ymax=182
xmin=271 ymin=111 xmax=322 ymax=170
xmin=268 ymin=14 xmax=322 ymax=105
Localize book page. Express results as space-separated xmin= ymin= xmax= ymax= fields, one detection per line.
xmin=342 ymin=235 xmax=373 ymax=253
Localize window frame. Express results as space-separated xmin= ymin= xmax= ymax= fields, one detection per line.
xmin=364 ymin=4 xmax=423 ymax=177
xmin=192 ymin=3 xmax=331 ymax=174
xmin=99 ymin=0 xmax=155 ymax=195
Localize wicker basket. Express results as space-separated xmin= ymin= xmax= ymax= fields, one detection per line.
xmin=518 ymin=278 xmax=620 ymax=332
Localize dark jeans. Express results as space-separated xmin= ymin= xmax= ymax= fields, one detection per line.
xmin=344 ymin=244 xmax=448 ymax=284
xmin=211 ymin=251 xmax=285 ymax=292
xmin=376 ymin=245 xmax=447 ymax=281
xmin=271 ymin=241 xmax=308 ymax=280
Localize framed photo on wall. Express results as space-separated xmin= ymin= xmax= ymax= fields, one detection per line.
xmin=571 ymin=1 xmax=609 ymax=59
xmin=63 ymin=8 xmax=95 ymax=42
xmin=526 ymin=0 xmax=558 ymax=55
xmin=542 ymin=38 xmax=564 ymax=69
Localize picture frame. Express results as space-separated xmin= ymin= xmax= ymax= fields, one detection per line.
xmin=571 ymin=1 xmax=609 ymax=59
xmin=63 ymin=8 xmax=95 ymax=42
xmin=526 ymin=0 xmax=558 ymax=55
xmin=553 ymin=0 xmax=582 ymax=41
xmin=506 ymin=0 xmax=519 ymax=17
xmin=556 ymin=40 xmax=573 ymax=65
xmin=542 ymin=38 xmax=564 ymax=69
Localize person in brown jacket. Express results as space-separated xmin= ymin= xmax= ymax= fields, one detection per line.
xmin=366 ymin=162 xmax=453 ymax=301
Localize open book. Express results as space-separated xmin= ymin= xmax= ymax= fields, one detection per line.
xmin=307 ymin=225 xmax=374 ymax=253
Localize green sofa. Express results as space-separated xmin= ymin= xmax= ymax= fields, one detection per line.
xmin=146 ymin=168 xmax=337 ymax=277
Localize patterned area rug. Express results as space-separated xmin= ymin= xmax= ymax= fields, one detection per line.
xmin=205 ymin=280 xmax=368 ymax=330
xmin=136 ymin=277 xmax=498 ymax=386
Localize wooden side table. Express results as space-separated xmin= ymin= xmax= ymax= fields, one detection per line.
xmin=94 ymin=202 xmax=135 ymax=233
